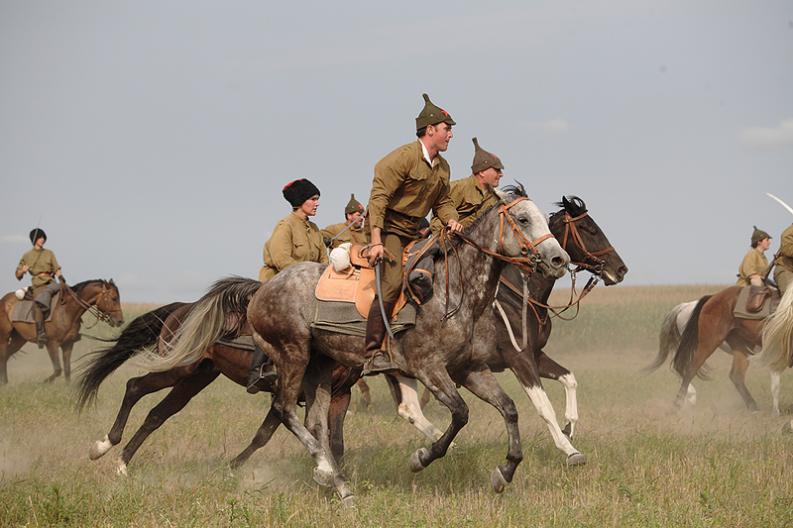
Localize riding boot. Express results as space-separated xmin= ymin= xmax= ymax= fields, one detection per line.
xmin=746 ymin=285 xmax=769 ymax=313
xmin=33 ymin=305 xmax=48 ymax=349
xmin=246 ymin=344 xmax=278 ymax=394
xmin=362 ymin=299 xmax=396 ymax=376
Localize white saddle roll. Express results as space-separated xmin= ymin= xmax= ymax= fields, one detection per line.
xmin=329 ymin=242 xmax=352 ymax=272
xmin=15 ymin=287 xmax=28 ymax=300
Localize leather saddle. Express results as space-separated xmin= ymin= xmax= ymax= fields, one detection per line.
xmin=734 ymin=286 xmax=780 ymax=320
xmin=315 ymin=244 xmax=409 ymax=319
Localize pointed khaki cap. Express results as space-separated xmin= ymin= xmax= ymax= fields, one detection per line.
xmin=415 ymin=93 xmax=455 ymax=130
xmin=751 ymin=225 xmax=771 ymax=245
xmin=471 ymin=137 xmax=504 ymax=173
xmin=344 ymin=193 xmax=365 ymax=215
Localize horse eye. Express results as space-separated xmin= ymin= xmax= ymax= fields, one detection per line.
xmin=518 ymin=216 xmax=530 ymax=225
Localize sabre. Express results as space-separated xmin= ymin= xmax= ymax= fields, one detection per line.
xmin=766 ymin=193 xmax=793 ymax=217
xmin=374 ymin=261 xmax=395 ymax=339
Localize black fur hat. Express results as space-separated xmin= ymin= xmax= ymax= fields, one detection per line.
xmin=282 ymin=179 xmax=320 ymax=208
xmin=29 ymin=228 xmax=47 ymax=245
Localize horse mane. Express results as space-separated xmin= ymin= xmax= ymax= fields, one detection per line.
xmin=553 ymin=195 xmax=587 ymax=217
xmin=72 ymin=279 xmax=112 ymax=294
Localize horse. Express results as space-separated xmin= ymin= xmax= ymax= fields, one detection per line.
xmin=385 ymin=196 xmax=627 ymax=461
xmin=757 ymin=285 xmax=793 ymax=430
xmin=656 ymin=299 xmax=787 ymax=414
xmin=647 ymin=285 xmax=770 ymax=410
xmin=153 ymin=186 xmax=569 ymax=504
xmin=0 ymin=279 xmax=124 ymax=385
xmin=77 ymin=291 xmax=359 ymax=476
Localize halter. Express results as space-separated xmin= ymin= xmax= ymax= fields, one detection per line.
xmin=65 ymin=282 xmax=120 ymax=327
xmin=560 ymin=211 xmax=614 ymax=274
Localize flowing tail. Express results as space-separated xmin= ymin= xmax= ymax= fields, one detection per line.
xmin=76 ymin=302 xmax=187 ymax=411
xmin=758 ymin=285 xmax=793 ymax=372
xmin=645 ymin=301 xmax=689 ymax=373
xmin=130 ymin=277 xmax=260 ymax=374
xmin=671 ymin=295 xmax=712 ymax=379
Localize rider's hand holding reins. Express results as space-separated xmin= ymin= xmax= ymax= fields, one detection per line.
xmin=446 ymin=219 xmax=463 ymax=234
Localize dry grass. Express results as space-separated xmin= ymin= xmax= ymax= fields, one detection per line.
xmin=1 ymin=285 xmax=791 ymax=527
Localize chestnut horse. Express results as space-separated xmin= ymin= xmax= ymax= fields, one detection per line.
xmin=0 ymin=279 xmax=124 ymax=384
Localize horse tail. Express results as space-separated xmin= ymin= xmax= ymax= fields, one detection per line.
xmin=758 ymin=285 xmax=793 ymax=372
xmin=672 ymin=295 xmax=712 ymax=379
xmin=645 ymin=302 xmax=688 ymax=373
xmin=131 ymin=277 xmax=260 ymax=374
xmin=76 ymin=301 xmax=187 ymax=411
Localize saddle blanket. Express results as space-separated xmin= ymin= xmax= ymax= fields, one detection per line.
xmin=10 ymin=291 xmax=60 ymax=323
xmin=733 ymin=286 xmax=780 ymax=320
xmin=312 ymin=299 xmax=416 ymax=337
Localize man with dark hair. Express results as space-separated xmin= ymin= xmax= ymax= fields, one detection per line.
xmin=15 ymin=228 xmax=64 ymax=347
xmin=363 ymin=93 xmax=463 ymax=374
xmin=321 ymin=194 xmax=369 ymax=249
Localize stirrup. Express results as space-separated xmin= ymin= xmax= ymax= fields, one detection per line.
xmin=362 ymin=351 xmax=397 ymax=376
xmin=246 ymin=365 xmax=278 ymax=394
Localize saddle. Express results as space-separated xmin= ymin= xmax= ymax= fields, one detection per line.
xmin=734 ymin=286 xmax=780 ymax=320
xmin=315 ymin=244 xmax=408 ymax=319
xmin=8 ymin=291 xmax=61 ymax=324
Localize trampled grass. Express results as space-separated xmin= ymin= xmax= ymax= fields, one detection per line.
xmin=1 ymin=285 xmax=791 ymax=527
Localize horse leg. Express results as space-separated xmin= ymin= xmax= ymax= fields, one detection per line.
xmin=459 ymin=369 xmax=522 ymax=493
xmin=771 ymin=370 xmax=782 ymax=416
xmin=61 ymin=341 xmax=74 ymax=383
xmin=674 ymin=334 xmax=723 ymax=408
xmin=355 ymin=379 xmax=371 ymax=410
xmin=329 ymin=389 xmax=352 ymax=463
xmin=229 ymin=407 xmax=282 ymax=469
xmin=269 ymin=343 xmax=353 ymax=505
xmin=729 ymin=350 xmax=758 ymax=412
xmin=116 ymin=366 xmax=220 ymax=475
xmin=389 ymin=374 xmax=446 ymax=442
xmin=43 ymin=341 xmax=62 ymax=383
xmin=409 ymin=366 xmax=469 ymax=472
xmin=89 ymin=369 xmax=187 ymax=461
xmin=0 ymin=332 xmax=25 ymax=385
xmin=536 ymin=350 xmax=578 ymax=438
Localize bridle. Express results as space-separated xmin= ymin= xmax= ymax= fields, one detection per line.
xmin=560 ymin=211 xmax=614 ymax=275
xmin=65 ymin=282 xmax=121 ymax=327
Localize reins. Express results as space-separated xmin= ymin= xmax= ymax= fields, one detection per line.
xmin=64 ymin=282 xmax=117 ymax=327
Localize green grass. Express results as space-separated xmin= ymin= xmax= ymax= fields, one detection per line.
xmin=1 ymin=285 xmax=791 ymax=527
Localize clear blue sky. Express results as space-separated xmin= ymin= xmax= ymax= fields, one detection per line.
xmin=2 ymin=1 xmax=791 ymax=302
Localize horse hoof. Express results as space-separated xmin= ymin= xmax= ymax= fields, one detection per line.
xmin=312 ymin=467 xmax=333 ymax=488
xmin=409 ymin=447 xmax=429 ymax=473
xmin=341 ymin=494 xmax=356 ymax=509
xmin=89 ymin=435 xmax=113 ymax=461
xmin=566 ymin=453 xmax=587 ymax=466
xmin=115 ymin=459 xmax=128 ymax=477
xmin=490 ymin=467 xmax=508 ymax=494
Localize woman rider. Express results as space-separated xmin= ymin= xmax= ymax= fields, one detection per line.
xmin=248 ymin=179 xmax=328 ymax=393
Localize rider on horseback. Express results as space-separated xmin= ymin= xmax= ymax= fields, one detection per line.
xmin=363 ymin=93 xmax=463 ymax=374
xmin=14 ymin=228 xmax=64 ymax=348
xmin=774 ymin=223 xmax=793 ymax=295
xmin=321 ymin=194 xmax=369 ymax=249
xmin=737 ymin=226 xmax=772 ymax=312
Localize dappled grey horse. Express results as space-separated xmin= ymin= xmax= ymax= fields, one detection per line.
xmin=151 ymin=187 xmax=568 ymax=504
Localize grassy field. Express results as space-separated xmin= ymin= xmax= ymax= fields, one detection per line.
xmin=1 ymin=285 xmax=792 ymax=527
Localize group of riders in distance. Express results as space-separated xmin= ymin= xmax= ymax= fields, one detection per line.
xmin=2 ymin=93 xmax=792 ymax=505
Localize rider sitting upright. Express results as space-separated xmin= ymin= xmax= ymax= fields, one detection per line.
xmin=737 ymin=226 xmax=771 ymax=312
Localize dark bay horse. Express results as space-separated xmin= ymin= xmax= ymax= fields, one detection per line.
xmin=648 ymin=285 xmax=769 ymax=410
xmin=154 ymin=188 xmax=569 ymax=503
xmin=0 ymin=279 xmax=124 ymax=384
xmin=386 ymin=196 xmax=627 ymax=465
xmin=77 ymin=290 xmax=358 ymax=476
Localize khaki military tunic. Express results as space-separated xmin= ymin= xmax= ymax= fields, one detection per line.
xmin=17 ymin=248 xmax=60 ymax=288
xmin=259 ymin=212 xmax=328 ymax=282
xmin=774 ymin=224 xmax=793 ymax=293
xmin=736 ymin=248 xmax=768 ymax=287
xmin=430 ymin=175 xmax=499 ymax=236
xmin=321 ymin=222 xmax=369 ymax=249
xmin=367 ymin=140 xmax=459 ymax=302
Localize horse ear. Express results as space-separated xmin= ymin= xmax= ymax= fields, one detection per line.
xmin=562 ymin=196 xmax=571 ymax=210
xmin=109 ymin=278 xmax=115 ymax=285
xmin=493 ymin=187 xmax=509 ymax=203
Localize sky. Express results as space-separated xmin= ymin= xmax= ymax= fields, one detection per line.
xmin=1 ymin=0 xmax=792 ymax=302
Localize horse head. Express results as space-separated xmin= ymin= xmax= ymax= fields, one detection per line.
xmin=85 ymin=279 xmax=124 ymax=327
xmin=491 ymin=184 xmax=569 ymax=279
xmin=548 ymin=195 xmax=628 ymax=285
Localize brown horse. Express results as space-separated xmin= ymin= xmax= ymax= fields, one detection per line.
xmin=648 ymin=285 xmax=767 ymax=410
xmin=0 ymin=279 xmax=124 ymax=385
xmin=77 ymin=286 xmax=358 ymax=476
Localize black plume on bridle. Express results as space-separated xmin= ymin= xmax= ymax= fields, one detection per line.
xmin=500 ymin=181 xmax=528 ymax=200
xmin=554 ymin=195 xmax=587 ymax=217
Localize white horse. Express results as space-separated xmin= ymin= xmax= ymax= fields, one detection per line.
xmin=756 ymin=286 xmax=793 ymax=430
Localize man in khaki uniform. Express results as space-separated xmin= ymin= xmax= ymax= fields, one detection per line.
xmin=774 ymin=223 xmax=793 ymax=295
xmin=364 ymin=93 xmax=463 ymax=374
xmin=737 ymin=226 xmax=771 ymax=311
xmin=430 ymin=137 xmax=504 ymax=236
xmin=15 ymin=228 xmax=64 ymax=347
xmin=250 ymin=179 xmax=328 ymax=393
xmin=321 ymin=194 xmax=369 ymax=249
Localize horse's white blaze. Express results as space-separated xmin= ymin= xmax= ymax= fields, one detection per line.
xmin=558 ymin=373 xmax=579 ymax=434
xmin=89 ymin=435 xmax=113 ymax=460
xmin=771 ymin=371 xmax=781 ymax=416
xmin=522 ymin=384 xmax=580 ymax=456
xmin=396 ymin=376 xmax=445 ymax=442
